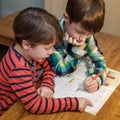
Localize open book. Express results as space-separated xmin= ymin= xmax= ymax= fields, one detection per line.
xmin=54 ymin=62 xmax=120 ymax=115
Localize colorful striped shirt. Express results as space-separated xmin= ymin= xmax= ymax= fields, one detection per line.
xmin=48 ymin=18 xmax=106 ymax=87
xmin=0 ymin=44 xmax=79 ymax=115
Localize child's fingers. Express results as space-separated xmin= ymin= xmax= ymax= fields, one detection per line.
xmin=78 ymin=97 xmax=93 ymax=112
xmin=84 ymin=81 xmax=98 ymax=93
xmin=64 ymin=32 xmax=69 ymax=41
xmin=37 ymin=88 xmax=41 ymax=95
xmin=84 ymin=77 xmax=93 ymax=86
xmin=69 ymin=37 xmax=73 ymax=43
xmin=85 ymin=98 xmax=93 ymax=106
xmin=80 ymin=98 xmax=93 ymax=112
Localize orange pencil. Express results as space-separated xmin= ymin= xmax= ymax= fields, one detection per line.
xmin=75 ymin=70 xmax=105 ymax=92
xmin=92 ymin=70 xmax=105 ymax=80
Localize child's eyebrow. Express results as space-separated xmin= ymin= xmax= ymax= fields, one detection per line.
xmin=45 ymin=44 xmax=54 ymax=49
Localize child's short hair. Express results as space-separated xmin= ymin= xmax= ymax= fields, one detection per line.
xmin=66 ymin=0 xmax=105 ymax=33
xmin=13 ymin=7 xmax=62 ymax=47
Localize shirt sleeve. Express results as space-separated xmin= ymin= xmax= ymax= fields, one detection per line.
xmin=38 ymin=59 xmax=55 ymax=92
xmin=9 ymin=66 xmax=79 ymax=114
xmin=48 ymin=43 xmax=81 ymax=76
xmin=48 ymin=35 xmax=107 ymax=87
xmin=85 ymin=35 xmax=107 ymax=87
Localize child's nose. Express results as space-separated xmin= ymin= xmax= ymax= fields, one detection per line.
xmin=48 ymin=48 xmax=53 ymax=55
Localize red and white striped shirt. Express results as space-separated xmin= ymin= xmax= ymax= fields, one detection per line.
xmin=0 ymin=44 xmax=78 ymax=115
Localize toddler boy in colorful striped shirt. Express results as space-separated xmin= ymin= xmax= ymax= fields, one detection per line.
xmin=48 ymin=0 xmax=107 ymax=93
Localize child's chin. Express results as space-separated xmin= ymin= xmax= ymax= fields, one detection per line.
xmin=46 ymin=55 xmax=50 ymax=58
xmin=79 ymin=42 xmax=86 ymax=46
xmin=36 ymin=59 xmax=42 ymax=62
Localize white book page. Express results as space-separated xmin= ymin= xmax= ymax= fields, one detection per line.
xmin=54 ymin=62 xmax=120 ymax=115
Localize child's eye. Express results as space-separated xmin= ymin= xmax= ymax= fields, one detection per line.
xmin=45 ymin=47 xmax=53 ymax=50
xmin=45 ymin=48 xmax=50 ymax=50
xmin=79 ymin=32 xmax=85 ymax=35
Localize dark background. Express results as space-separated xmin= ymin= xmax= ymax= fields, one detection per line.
xmin=0 ymin=45 xmax=9 ymax=61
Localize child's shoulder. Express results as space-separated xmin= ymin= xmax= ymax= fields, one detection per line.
xmin=5 ymin=45 xmax=30 ymax=70
xmin=86 ymin=34 xmax=96 ymax=43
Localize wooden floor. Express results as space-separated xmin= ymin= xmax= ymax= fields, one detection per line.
xmin=0 ymin=44 xmax=9 ymax=61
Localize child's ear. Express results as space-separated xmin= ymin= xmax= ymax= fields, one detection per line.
xmin=22 ymin=40 xmax=31 ymax=50
xmin=63 ymin=12 xmax=69 ymax=22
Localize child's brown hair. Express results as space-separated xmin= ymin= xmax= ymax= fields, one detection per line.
xmin=13 ymin=7 xmax=62 ymax=47
xmin=66 ymin=0 xmax=105 ymax=33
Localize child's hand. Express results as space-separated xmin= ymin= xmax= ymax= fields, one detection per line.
xmin=37 ymin=87 xmax=54 ymax=98
xmin=64 ymin=32 xmax=86 ymax=46
xmin=84 ymin=75 xmax=99 ymax=93
xmin=77 ymin=97 xmax=93 ymax=112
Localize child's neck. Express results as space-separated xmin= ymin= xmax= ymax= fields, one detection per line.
xmin=14 ymin=43 xmax=32 ymax=63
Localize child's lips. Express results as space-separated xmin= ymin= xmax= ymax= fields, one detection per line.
xmin=46 ymin=55 xmax=50 ymax=58
xmin=79 ymin=41 xmax=86 ymax=45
